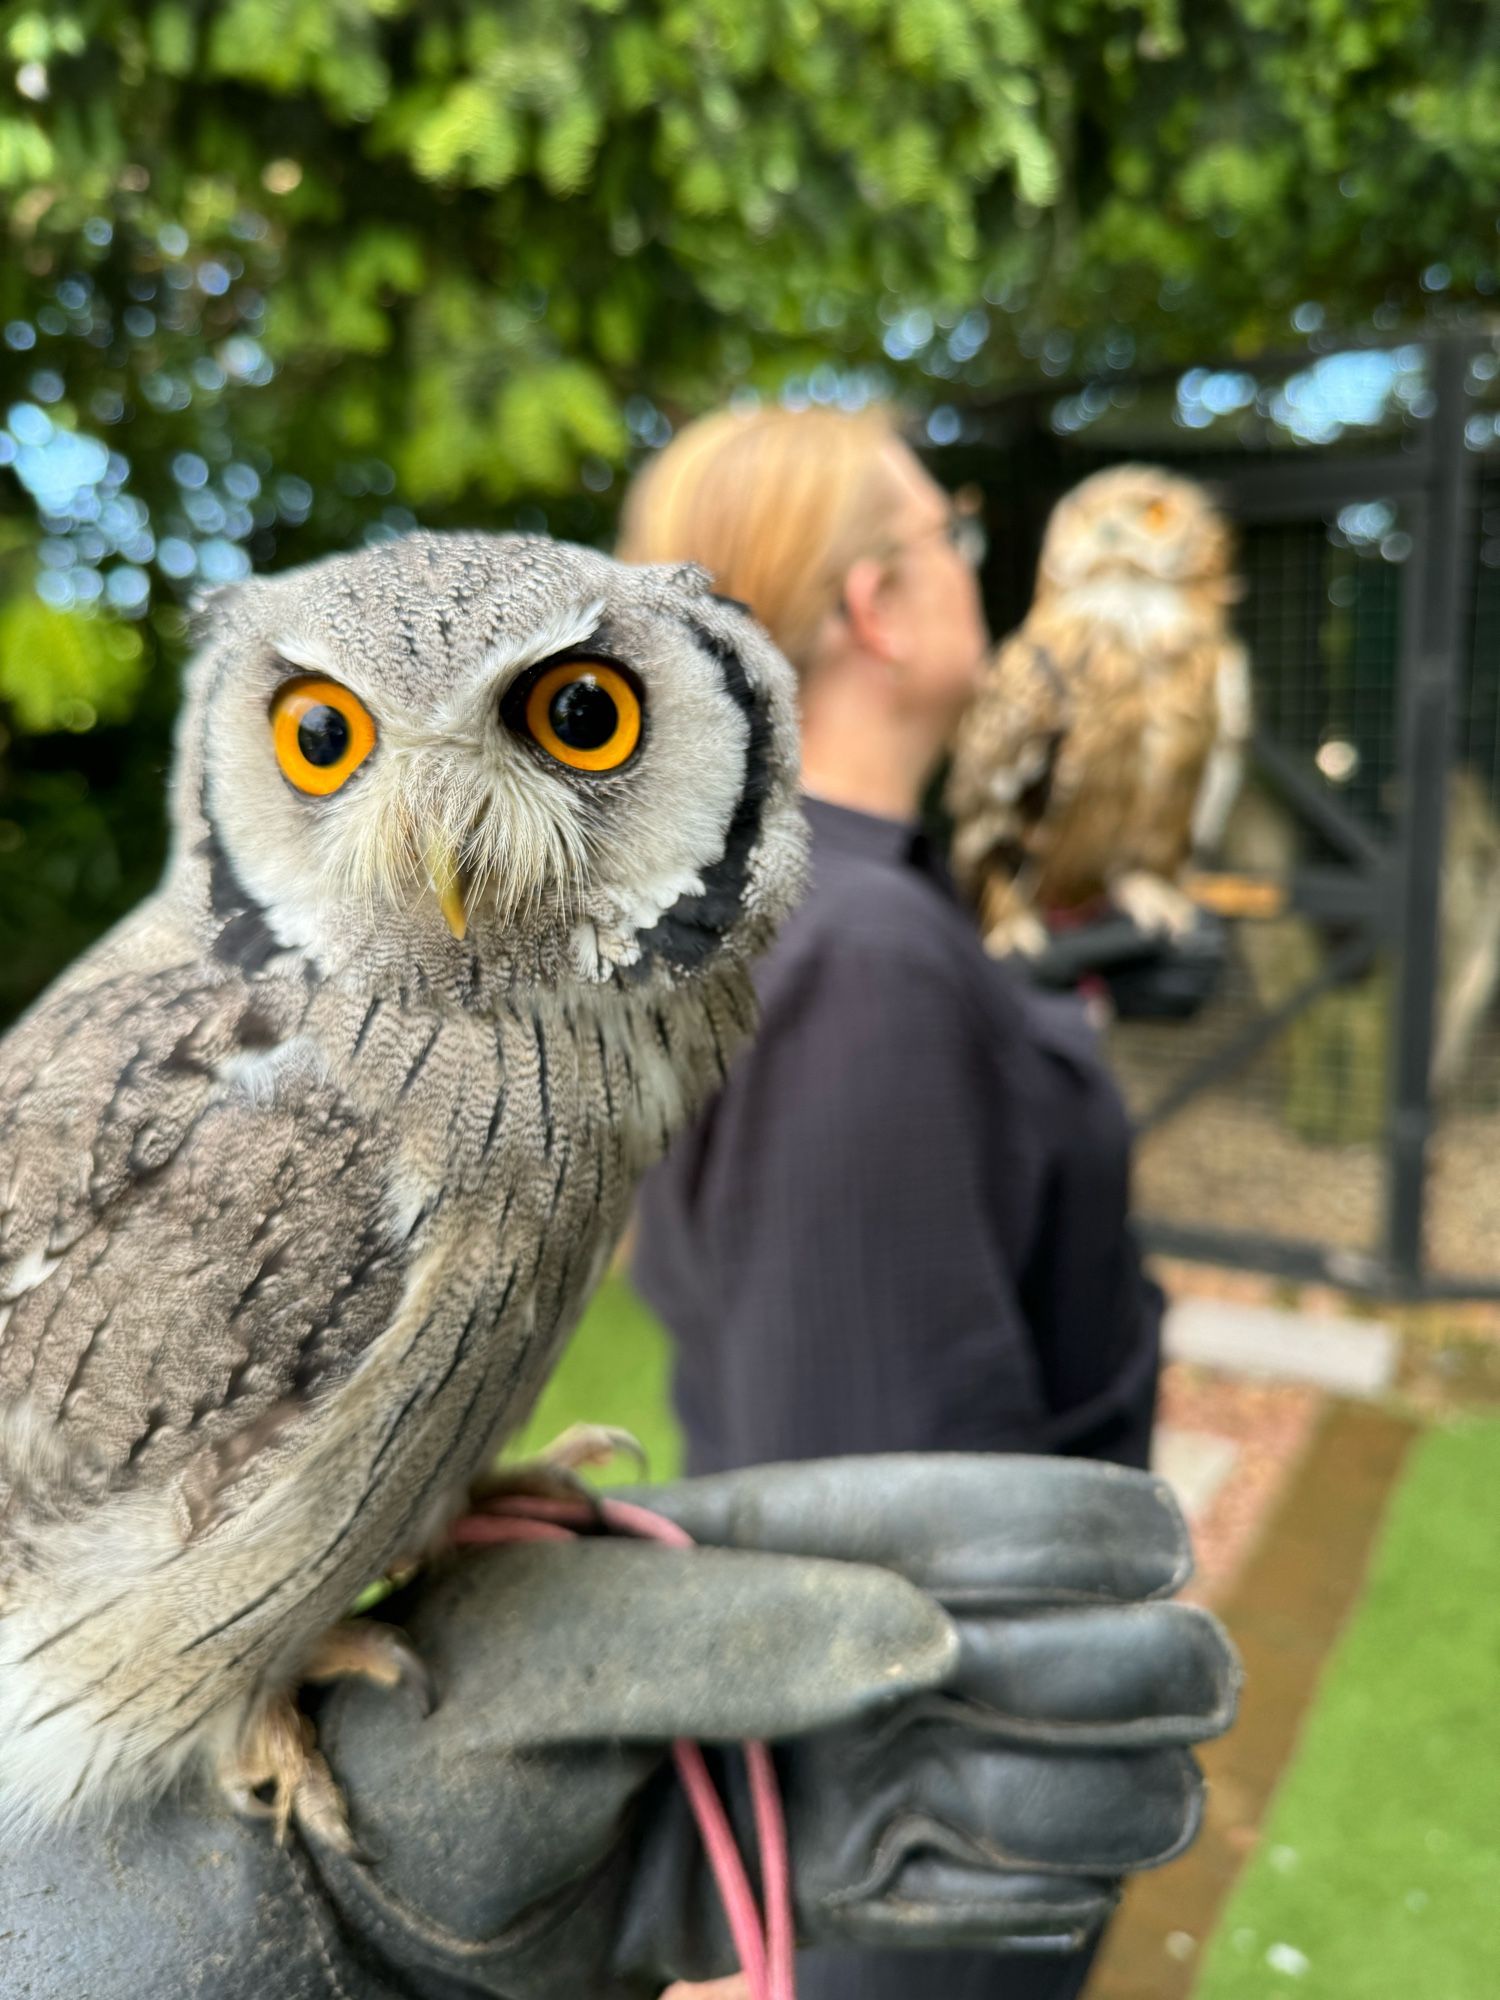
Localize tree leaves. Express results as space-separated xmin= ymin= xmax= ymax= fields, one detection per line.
xmin=0 ymin=0 xmax=1496 ymax=1032
xmin=0 ymin=591 xmax=145 ymax=734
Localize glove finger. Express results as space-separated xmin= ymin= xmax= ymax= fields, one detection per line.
xmin=942 ymin=1602 xmax=1239 ymax=1747
xmin=814 ymin=1857 xmax=1117 ymax=1955
xmin=795 ymin=1728 xmax=1204 ymax=1881
xmin=357 ymin=1541 xmax=957 ymax=1746
xmin=621 ymin=1455 xmax=1192 ymax=1608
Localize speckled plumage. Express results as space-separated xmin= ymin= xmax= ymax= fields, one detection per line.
xmin=947 ymin=465 xmax=1250 ymax=951
xmin=0 ymin=531 xmax=803 ymax=1828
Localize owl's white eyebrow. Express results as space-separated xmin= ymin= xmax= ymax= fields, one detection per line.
xmin=476 ymin=599 xmax=607 ymax=689
xmin=271 ymin=635 xmax=343 ymax=678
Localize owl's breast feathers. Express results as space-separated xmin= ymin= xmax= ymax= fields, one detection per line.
xmin=0 ymin=908 xmax=701 ymax=1564
xmin=949 ymin=595 xmax=1230 ymax=902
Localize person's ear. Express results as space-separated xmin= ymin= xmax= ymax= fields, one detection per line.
xmin=841 ymin=555 xmax=897 ymax=662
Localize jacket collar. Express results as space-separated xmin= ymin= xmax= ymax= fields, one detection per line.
xmin=802 ymin=793 xmax=918 ymax=868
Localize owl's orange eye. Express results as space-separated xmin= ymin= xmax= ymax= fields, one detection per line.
xmin=270 ymin=677 xmax=377 ymax=796
xmin=515 ymin=659 xmax=642 ymax=774
xmin=1142 ymin=499 xmax=1171 ymax=533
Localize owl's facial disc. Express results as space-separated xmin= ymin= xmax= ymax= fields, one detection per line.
xmin=413 ymin=656 xmax=644 ymax=944
xmin=189 ymin=532 xmax=805 ymax=1009
xmin=261 ymin=651 xmax=651 ymax=946
xmin=267 ymin=669 xmax=479 ymax=942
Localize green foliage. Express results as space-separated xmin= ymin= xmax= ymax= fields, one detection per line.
xmin=0 ymin=0 xmax=1496 ymax=1021
xmin=0 ymin=0 xmax=1491 ymax=522
xmin=0 ymin=592 xmax=145 ymax=732
xmin=507 ymin=1273 xmax=683 ymax=1482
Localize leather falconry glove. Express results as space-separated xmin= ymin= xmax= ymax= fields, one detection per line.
xmin=0 ymin=1454 xmax=1238 ymax=1999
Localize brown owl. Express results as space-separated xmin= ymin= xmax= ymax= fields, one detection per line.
xmin=947 ymin=465 xmax=1250 ymax=954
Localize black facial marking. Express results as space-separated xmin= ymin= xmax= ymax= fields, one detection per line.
xmin=199 ymin=831 xmax=283 ymax=976
xmin=630 ymin=616 xmax=772 ymax=975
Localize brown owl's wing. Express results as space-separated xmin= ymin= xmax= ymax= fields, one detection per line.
xmin=946 ymin=619 xmax=1073 ymax=896
xmin=0 ymin=950 xmax=411 ymax=1517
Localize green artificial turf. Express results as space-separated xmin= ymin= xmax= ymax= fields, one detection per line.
xmin=506 ymin=1272 xmax=683 ymax=1483
xmin=1193 ymin=1417 xmax=1500 ymax=1999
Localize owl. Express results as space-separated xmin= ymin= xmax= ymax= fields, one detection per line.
xmin=946 ymin=465 xmax=1250 ymax=954
xmin=0 ymin=531 xmax=803 ymax=1841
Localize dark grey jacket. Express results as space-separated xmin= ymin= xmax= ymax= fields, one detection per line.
xmin=635 ymin=796 xmax=1162 ymax=1479
xmin=633 ymin=797 xmax=1165 ymax=2000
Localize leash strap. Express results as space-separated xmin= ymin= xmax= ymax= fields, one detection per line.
xmin=453 ymin=1492 xmax=798 ymax=2000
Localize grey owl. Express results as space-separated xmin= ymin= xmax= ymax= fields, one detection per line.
xmin=0 ymin=531 xmax=804 ymax=1836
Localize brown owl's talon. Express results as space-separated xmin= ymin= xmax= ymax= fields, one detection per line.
xmin=982 ymin=907 xmax=1049 ymax=958
xmin=1111 ymin=868 xmax=1199 ymax=938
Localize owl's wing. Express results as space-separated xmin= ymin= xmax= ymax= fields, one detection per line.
xmin=0 ymin=951 xmax=411 ymax=1517
xmin=946 ymin=621 xmax=1073 ymax=893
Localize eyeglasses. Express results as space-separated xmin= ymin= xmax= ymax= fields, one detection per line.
xmin=886 ymin=485 xmax=988 ymax=571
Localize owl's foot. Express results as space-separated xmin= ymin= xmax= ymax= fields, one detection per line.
xmin=982 ymin=905 xmax=1049 ymax=958
xmin=451 ymin=1424 xmax=646 ymax=1545
xmin=222 ymin=1695 xmax=357 ymax=1855
xmin=1112 ymin=869 xmax=1198 ymax=938
xmin=223 ymin=1623 xmax=431 ymax=1855
xmin=977 ymin=875 xmax=1048 ymax=959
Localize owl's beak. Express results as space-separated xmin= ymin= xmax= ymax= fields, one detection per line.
xmin=424 ymin=833 xmax=470 ymax=941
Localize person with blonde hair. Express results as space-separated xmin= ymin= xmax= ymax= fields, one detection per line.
xmin=621 ymin=404 xmax=1163 ymax=2000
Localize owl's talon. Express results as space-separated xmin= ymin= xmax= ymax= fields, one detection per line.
xmin=304 ymin=1618 xmax=434 ymax=1717
xmin=223 ymin=1626 xmax=429 ymax=1853
xmin=291 ymin=1752 xmax=366 ymax=1860
xmin=533 ymin=1421 xmax=646 ymax=1476
xmin=983 ymin=907 xmax=1049 ymax=959
xmin=222 ymin=1695 xmax=358 ymax=1852
xmin=1112 ymin=869 xmax=1198 ymax=938
xmin=475 ymin=1421 xmax=647 ymax=1510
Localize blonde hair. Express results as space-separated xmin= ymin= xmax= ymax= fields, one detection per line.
xmin=615 ymin=403 xmax=903 ymax=672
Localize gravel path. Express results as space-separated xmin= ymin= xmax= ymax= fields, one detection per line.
xmin=1158 ymin=1362 xmax=1324 ymax=1605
